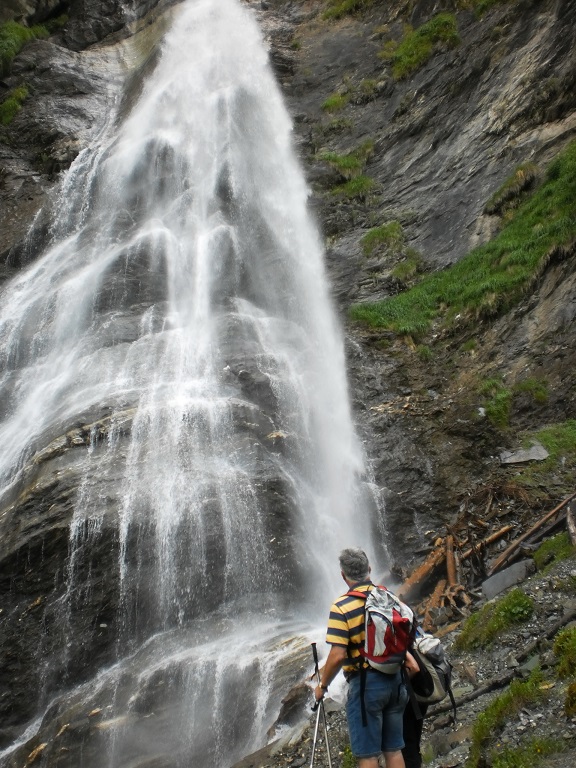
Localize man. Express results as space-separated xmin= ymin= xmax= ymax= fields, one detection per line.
xmin=314 ymin=548 xmax=409 ymax=768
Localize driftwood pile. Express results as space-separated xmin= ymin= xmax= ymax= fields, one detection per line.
xmin=397 ymin=491 xmax=576 ymax=635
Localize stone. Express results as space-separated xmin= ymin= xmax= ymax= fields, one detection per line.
xmin=481 ymin=560 xmax=536 ymax=601
xmin=499 ymin=441 xmax=549 ymax=464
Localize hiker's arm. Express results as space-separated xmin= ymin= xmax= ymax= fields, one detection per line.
xmin=314 ymin=644 xmax=347 ymax=701
xmin=404 ymin=650 xmax=419 ymax=678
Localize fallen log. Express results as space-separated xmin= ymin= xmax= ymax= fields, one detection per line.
xmin=461 ymin=524 xmax=514 ymax=561
xmin=567 ymin=506 xmax=576 ymax=548
xmin=487 ymin=491 xmax=576 ymax=576
xmin=398 ymin=546 xmax=446 ymax=602
xmin=446 ymin=535 xmax=457 ymax=587
xmin=420 ymin=578 xmax=447 ymax=632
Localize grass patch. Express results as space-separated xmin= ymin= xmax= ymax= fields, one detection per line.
xmin=0 ymin=85 xmax=29 ymax=125
xmin=318 ymin=140 xmax=374 ymax=179
xmin=479 ymin=379 xmax=512 ymax=428
xmin=468 ymin=668 xmax=547 ymax=768
xmin=484 ymin=163 xmax=539 ymax=217
xmin=361 ymin=221 xmax=404 ymax=255
xmin=458 ymin=0 xmax=516 ymax=18
xmin=565 ymin=681 xmax=576 ymax=716
xmin=391 ymin=251 xmax=423 ymax=280
xmin=514 ymin=420 xmax=576 ymax=491
xmin=454 ymin=588 xmax=534 ymax=651
xmin=490 ymin=736 xmax=565 ymax=768
xmin=534 ymin=532 xmax=576 ymax=573
xmin=321 ymin=92 xmax=350 ymax=113
xmin=331 ymin=174 xmax=377 ymax=200
xmin=553 ymin=625 xmax=576 ymax=678
xmin=0 ymin=20 xmax=50 ymax=75
xmin=349 ymin=139 xmax=576 ymax=336
xmin=323 ymin=0 xmax=374 ymax=21
xmin=380 ymin=13 xmax=460 ymax=80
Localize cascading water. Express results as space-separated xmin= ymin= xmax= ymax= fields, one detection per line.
xmin=0 ymin=0 xmax=378 ymax=765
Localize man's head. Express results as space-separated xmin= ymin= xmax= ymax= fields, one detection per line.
xmin=339 ymin=548 xmax=370 ymax=584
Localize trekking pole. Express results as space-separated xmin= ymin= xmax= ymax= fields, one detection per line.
xmin=310 ymin=643 xmax=333 ymax=768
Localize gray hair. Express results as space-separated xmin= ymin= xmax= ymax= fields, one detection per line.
xmin=339 ymin=548 xmax=370 ymax=582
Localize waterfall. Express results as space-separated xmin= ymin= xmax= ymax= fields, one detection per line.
xmin=0 ymin=0 xmax=377 ymax=765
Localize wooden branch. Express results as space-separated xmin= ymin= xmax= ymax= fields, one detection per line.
xmin=446 ymin=535 xmax=457 ymax=587
xmin=461 ymin=525 xmax=514 ymax=560
xmin=517 ymin=606 xmax=576 ymax=662
xmin=430 ymin=670 xmax=518 ymax=715
xmin=567 ymin=506 xmax=576 ymax=548
xmin=398 ymin=547 xmax=446 ymax=602
xmin=420 ymin=578 xmax=448 ymax=632
xmin=487 ymin=491 xmax=576 ymax=576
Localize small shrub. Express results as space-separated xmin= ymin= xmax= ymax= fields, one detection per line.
xmin=321 ymin=93 xmax=349 ymax=112
xmin=0 ymin=85 xmax=29 ymax=125
xmin=383 ymin=13 xmax=460 ymax=80
xmin=341 ymin=744 xmax=356 ymax=768
xmin=462 ymin=339 xmax=477 ymax=352
xmin=454 ymin=588 xmax=534 ymax=651
xmin=468 ymin=668 xmax=546 ymax=768
xmin=553 ymin=626 xmax=576 ymax=678
xmin=534 ymin=532 xmax=576 ymax=573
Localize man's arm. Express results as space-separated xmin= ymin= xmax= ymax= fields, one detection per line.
xmin=314 ymin=644 xmax=348 ymax=701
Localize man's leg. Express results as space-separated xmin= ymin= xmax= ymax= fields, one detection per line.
xmin=357 ymin=757 xmax=379 ymax=768
xmin=382 ymin=750 xmax=405 ymax=768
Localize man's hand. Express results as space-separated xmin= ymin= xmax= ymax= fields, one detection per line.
xmin=312 ymin=644 xmax=348 ymax=701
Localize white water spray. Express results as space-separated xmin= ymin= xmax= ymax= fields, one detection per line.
xmin=0 ymin=0 xmax=377 ymax=765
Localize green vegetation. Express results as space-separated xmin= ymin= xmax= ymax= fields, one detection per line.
xmin=341 ymin=744 xmax=356 ymax=768
xmin=331 ymin=174 xmax=377 ymax=200
xmin=514 ymin=420 xmax=576 ymax=491
xmin=0 ymin=85 xmax=29 ymax=125
xmin=0 ymin=20 xmax=49 ymax=75
xmin=458 ymin=0 xmax=517 ymax=18
xmin=349 ymin=140 xmax=576 ymax=336
xmin=534 ymin=532 xmax=576 ymax=573
xmin=479 ymin=378 xmax=512 ymax=428
xmin=323 ymin=0 xmax=374 ymax=21
xmin=454 ymin=588 xmax=534 ymax=651
xmin=321 ymin=92 xmax=350 ymax=113
xmin=477 ymin=377 xmax=547 ymax=429
xmin=361 ymin=221 xmax=404 ymax=255
xmin=490 ymin=737 xmax=565 ymax=768
xmin=468 ymin=668 xmax=547 ymax=768
xmin=484 ymin=163 xmax=539 ymax=217
xmin=565 ymin=681 xmax=576 ymax=716
xmin=391 ymin=251 xmax=423 ymax=280
xmin=416 ymin=344 xmax=433 ymax=361
xmin=553 ymin=625 xmax=576 ymax=678
xmin=379 ymin=13 xmax=460 ymax=80
xmin=318 ymin=140 xmax=374 ymax=179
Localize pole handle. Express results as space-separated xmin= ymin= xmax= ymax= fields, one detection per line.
xmin=311 ymin=642 xmax=319 ymax=667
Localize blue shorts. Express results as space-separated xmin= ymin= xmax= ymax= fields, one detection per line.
xmin=346 ymin=669 xmax=408 ymax=759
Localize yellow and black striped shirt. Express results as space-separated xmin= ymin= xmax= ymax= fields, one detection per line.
xmin=325 ymin=580 xmax=372 ymax=672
